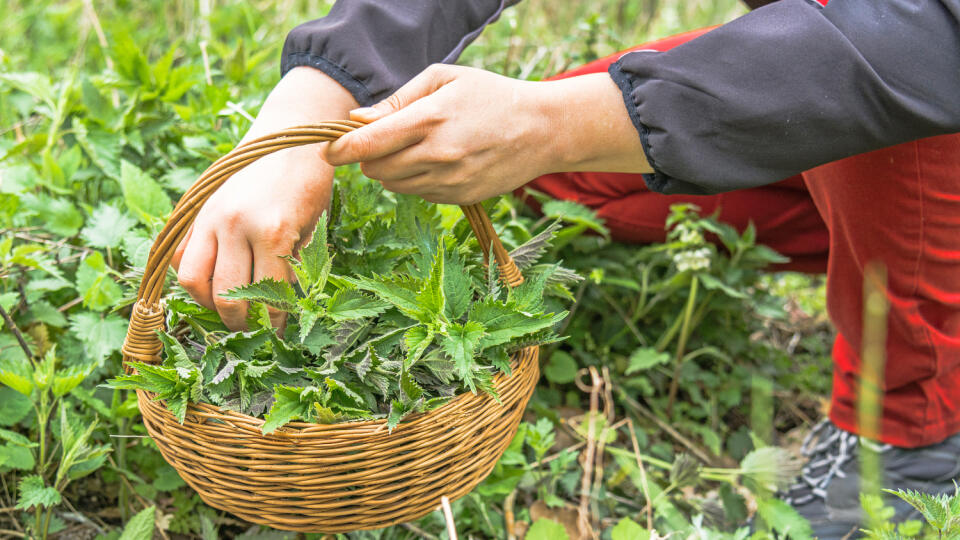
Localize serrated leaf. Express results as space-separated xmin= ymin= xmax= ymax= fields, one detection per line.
xmin=157 ymin=330 xmax=193 ymax=370
xmin=262 ymin=386 xmax=313 ymax=434
xmin=15 ymin=475 xmax=61 ymax=510
xmin=21 ymin=193 xmax=84 ymax=237
xmin=404 ymin=326 xmax=434 ymax=366
xmin=297 ymin=298 xmax=323 ymax=343
xmin=0 ymin=428 xmax=34 ymax=448
xmin=325 ymin=289 xmax=389 ymax=322
xmin=611 ymin=517 xmax=649 ymax=540
xmin=626 ymin=348 xmax=671 ymax=374
xmin=543 ymin=351 xmax=578 ymax=384
xmin=75 ymin=252 xmax=123 ymax=312
xmin=117 ymin=160 xmax=172 ymax=225
xmin=81 ymin=204 xmax=137 ymax=249
xmin=0 ymin=443 xmax=35 ymax=470
xmin=69 ymin=311 xmax=128 ymax=365
xmin=292 ymin=214 xmax=332 ymax=294
xmin=400 ymin=369 xmax=423 ymax=401
xmin=0 ymin=388 xmax=31 ymax=426
xmin=443 ymin=248 xmax=473 ymax=319
xmin=119 ymin=505 xmax=156 ymax=540
xmin=222 ymin=278 xmax=298 ymax=312
xmin=526 ymin=518 xmax=570 ymax=540
xmin=0 ymin=348 xmax=35 ymax=396
xmin=350 ymin=274 xmax=429 ymax=323
xmin=510 ymin=221 xmax=562 ymax=270
xmin=52 ymin=363 xmax=94 ymax=397
xmin=441 ymin=321 xmax=485 ymax=389
xmin=468 ymin=298 xmax=566 ymax=348
xmin=755 ymin=497 xmax=814 ymax=539
xmin=415 ymin=245 xmax=446 ymax=319
xmin=541 ymin=199 xmax=607 ymax=236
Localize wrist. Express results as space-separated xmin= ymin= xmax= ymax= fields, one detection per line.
xmin=241 ymin=67 xmax=360 ymax=144
xmin=536 ymin=73 xmax=652 ymax=174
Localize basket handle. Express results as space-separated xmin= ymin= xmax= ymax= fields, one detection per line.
xmin=121 ymin=121 xmax=523 ymax=367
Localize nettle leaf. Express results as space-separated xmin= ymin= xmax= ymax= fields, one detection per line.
xmin=81 ymin=203 xmax=137 ymax=249
xmin=351 ymin=274 xmax=426 ymax=322
xmin=222 ymin=278 xmax=298 ymax=312
xmin=15 ymin=475 xmax=62 ymax=510
xmin=292 ymin=214 xmax=332 ymax=294
xmin=404 ymin=326 xmax=434 ymax=366
xmin=297 ymin=298 xmax=324 ymax=343
xmin=415 ymin=245 xmax=446 ymax=320
xmin=626 ymin=348 xmax=671 ymax=374
xmin=443 ymin=249 xmax=473 ymax=320
xmin=509 ymin=264 xmax=556 ymax=313
xmin=262 ymin=385 xmax=316 ymax=434
xmin=325 ymin=289 xmax=389 ymax=322
xmin=441 ymin=321 xmax=486 ymax=389
xmin=387 ymin=398 xmax=424 ymax=432
xmin=75 ymin=251 xmax=123 ymax=311
xmin=117 ymin=160 xmax=172 ymax=226
xmin=510 ymin=221 xmax=562 ymax=270
xmin=400 ymin=369 xmax=423 ymax=401
xmin=157 ymin=330 xmax=194 ymax=370
xmin=0 ymin=348 xmax=35 ymax=396
xmin=119 ymin=505 xmax=156 ymax=540
xmin=468 ymin=297 xmax=567 ymax=348
xmin=68 ymin=311 xmax=127 ymax=365
xmin=21 ymin=193 xmax=84 ymax=237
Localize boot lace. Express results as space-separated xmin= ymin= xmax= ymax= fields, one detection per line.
xmin=781 ymin=420 xmax=889 ymax=506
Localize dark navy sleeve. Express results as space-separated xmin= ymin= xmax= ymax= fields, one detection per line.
xmin=608 ymin=0 xmax=960 ymax=194
xmin=281 ymin=0 xmax=521 ymax=106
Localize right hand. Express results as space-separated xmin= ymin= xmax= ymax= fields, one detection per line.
xmin=171 ymin=68 xmax=359 ymax=330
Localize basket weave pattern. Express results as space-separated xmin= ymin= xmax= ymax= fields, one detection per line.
xmin=120 ymin=122 xmax=539 ymax=532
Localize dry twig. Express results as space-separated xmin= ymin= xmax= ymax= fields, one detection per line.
xmin=440 ymin=496 xmax=458 ymax=540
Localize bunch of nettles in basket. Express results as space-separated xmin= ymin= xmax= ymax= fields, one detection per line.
xmin=110 ymin=179 xmax=580 ymax=433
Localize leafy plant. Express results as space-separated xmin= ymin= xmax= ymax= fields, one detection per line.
xmin=110 ymin=183 xmax=578 ymax=433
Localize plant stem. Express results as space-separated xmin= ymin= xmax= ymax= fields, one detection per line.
xmin=667 ymin=276 xmax=699 ymax=416
xmin=0 ymin=302 xmax=33 ymax=360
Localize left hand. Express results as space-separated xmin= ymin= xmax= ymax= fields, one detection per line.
xmin=323 ymin=64 xmax=651 ymax=205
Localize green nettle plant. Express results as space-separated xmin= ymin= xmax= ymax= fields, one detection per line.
xmin=109 ymin=180 xmax=580 ymax=432
xmin=0 ymin=334 xmax=109 ymax=539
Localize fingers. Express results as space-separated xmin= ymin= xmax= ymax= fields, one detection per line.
xmin=176 ymin=227 xmax=217 ymax=311
xmin=171 ymin=224 xmax=194 ymax=272
xmin=323 ymin=110 xmax=428 ymax=166
xmin=324 ymin=64 xmax=460 ymax=166
xmin=353 ymin=63 xmax=459 ymax=122
xmin=212 ymin=230 xmax=253 ymax=331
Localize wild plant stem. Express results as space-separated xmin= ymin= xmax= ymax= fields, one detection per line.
xmin=0 ymin=302 xmax=33 ymax=360
xmin=667 ymin=277 xmax=699 ymax=416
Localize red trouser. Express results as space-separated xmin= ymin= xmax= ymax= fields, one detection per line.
xmin=528 ymin=28 xmax=960 ymax=447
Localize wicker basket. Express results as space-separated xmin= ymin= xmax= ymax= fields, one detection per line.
xmin=120 ymin=121 xmax=540 ymax=533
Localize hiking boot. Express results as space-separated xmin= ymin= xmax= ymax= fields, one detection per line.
xmin=778 ymin=419 xmax=960 ymax=539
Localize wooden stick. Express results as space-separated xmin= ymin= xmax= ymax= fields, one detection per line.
xmin=440 ymin=496 xmax=458 ymax=540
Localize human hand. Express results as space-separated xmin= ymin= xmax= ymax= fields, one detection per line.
xmin=323 ymin=64 xmax=651 ymax=205
xmin=172 ymin=67 xmax=359 ymax=330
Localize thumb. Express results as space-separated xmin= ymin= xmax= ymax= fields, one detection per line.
xmin=349 ymin=64 xmax=459 ymax=123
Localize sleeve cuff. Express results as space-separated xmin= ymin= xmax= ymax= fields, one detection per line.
xmin=281 ymin=52 xmax=376 ymax=107
xmin=608 ymin=58 xmax=723 ymax=196
xmin=608 ymin=59 xmax=693 ymax=195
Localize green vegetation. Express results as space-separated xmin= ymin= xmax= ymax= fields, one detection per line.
xmin=0 ymin=0 xmax=948 ymax=538
xmin=109 ymin=185 xmax=575 ymax=432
